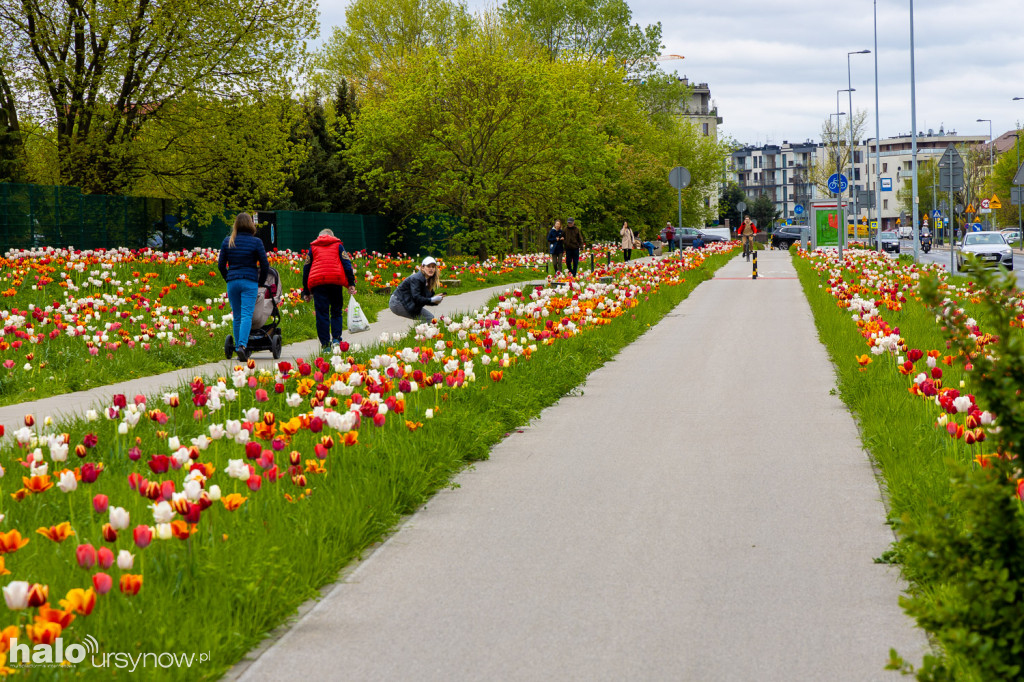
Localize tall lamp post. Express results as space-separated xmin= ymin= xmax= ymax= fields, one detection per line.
xmin=848 ymin=50 xmax=870 ymax=239
xmin=909 ymin=0 xmax=920 ymax=262
xmin=831 ymin=107 xmax=848 ymax=258
xmin=977 ymin=118 xmax=993 ymax=229
xmin=872 ymin=0 xmax=882 ymax=251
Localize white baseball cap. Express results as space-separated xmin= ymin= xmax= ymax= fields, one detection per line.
xmin=421 ymin=256 xmax=437 ymax=266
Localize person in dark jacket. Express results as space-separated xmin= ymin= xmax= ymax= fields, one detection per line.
xmin=300 ymin=229 xmax=357 ymax=352
xmin=563 ymin=218 xmax=584 ymax=276
xmin=218 ymin=212 xmax=270 ymax=361
xmin=546 ymin=220 xmax=565 ymax=274
xmin=390 ymin=256 xmax=445 ymax=323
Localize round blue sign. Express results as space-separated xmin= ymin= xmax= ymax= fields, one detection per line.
xmin=827 ymin=173 xmax=849 ymax=194
xmin=793 ymin=204 xmax=804 ymax=215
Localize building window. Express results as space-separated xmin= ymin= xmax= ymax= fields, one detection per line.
xmin=883 ymin=199 xmax=888 ymax=209
xmin=883 ymin=163 xmax=887 ymax=172
xmin=702 ymin=122 xmax=709 ymax=136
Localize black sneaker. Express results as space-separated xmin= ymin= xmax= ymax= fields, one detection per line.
xmin=236 ymin=346 xmax=248 ymax=362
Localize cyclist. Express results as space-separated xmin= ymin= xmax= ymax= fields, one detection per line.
xmin=739 ymin=216 xmax=757 ymax=261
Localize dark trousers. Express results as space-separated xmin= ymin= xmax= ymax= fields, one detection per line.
xmin=623 ymin=249 xmax=632 ymax=262
xmin=312 ymin=284 xmax=345 ymax=347
xmin=552 ymin=251 xmax=563 ymax=273
xmin=565 ymin=248 xmax=580 ymax=276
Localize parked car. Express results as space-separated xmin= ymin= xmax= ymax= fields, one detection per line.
xmin=875 ymin=230 xmax=900 ymax=254
xmin=898 ymin=225 xmax=912 ymax=239
xmin=1000 ymin=228 xmax=1021 ymax=245
xmin=955 ymin=231 xmax=1013 ymax=270
xmin=770 ymin=226 xmax=805 ymax=249
xmin=658 ymin=226 xmax=727 ymax=249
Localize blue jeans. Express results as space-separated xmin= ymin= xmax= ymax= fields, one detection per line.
xmin=312 ymin=284 xmax=345 ymax=347
xmin=641 ymin=241 xmax=655 ymax=257
xmin=227 ymin=278 xmax=258 ymax=349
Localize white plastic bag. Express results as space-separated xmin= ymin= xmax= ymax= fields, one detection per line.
xmin=347 ymin=297 xmax=370 ymax=333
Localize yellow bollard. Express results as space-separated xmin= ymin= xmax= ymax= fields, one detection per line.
xmin=752 ymin=250 xmax=758 ymax=279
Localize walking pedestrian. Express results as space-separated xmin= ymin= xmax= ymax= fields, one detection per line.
xmin=300 ymin=229 xmax=358 ymax=353
xmin=563 ymin=218 xmax=584 ymax=276
xmin=547 ymin=220 xmax=565 ymax=274
xmin=218 ymin=212 xmax=270 ymax=362
xmin=390 ymin=257 xmax=446 ymax=323
xmin=620 ymin=221 xmax=636 ymax=262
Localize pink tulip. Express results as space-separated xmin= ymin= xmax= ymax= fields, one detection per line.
xmin=133 ymin=525 xmax=153 ymax=548
xmin=93 ymin=494 xmax=109 ymax=513
xmin=254 ymin=389 xmax=269 ymax=402
xmin=97 ymin=546 xmax=114 ymax=569
xmin=92 ymin=572 xmax=113 ymax=594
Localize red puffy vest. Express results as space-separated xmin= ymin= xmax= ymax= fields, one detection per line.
xmin=308 ymin=236 xmax=350 ymax=288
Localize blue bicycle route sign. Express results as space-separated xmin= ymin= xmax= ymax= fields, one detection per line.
xmin=793 ymin=204 xmax=804 ymax=215
xmin=827 ymin=173 xmax=848 ymax=194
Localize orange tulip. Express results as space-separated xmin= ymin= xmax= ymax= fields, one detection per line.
xmin=856 ymin=354 xmax=871 ymax=367
xmin=35 ymin=605 xmax=75 ymax=629
xmin=489 ymin=370 xmax=503 ymax=382
xmin=170 ymin=520 xmax=197 ymax=539
xmin=0 ymin=625 xmax=19 ymax=653
xmin=0 ymin=530 xmax=29 ymax=554
xmin=22 ymin=475 xmax=53 ymax=494
xmin=221 ymin=494 xmax=248 ymax=511
xmin=26 ymin=621 xmax=61 ymax=645
xmin=36 ymin=522 xmax=75 ymax=542
xmin=343 ymin=431 xmax=359 ymax=447
xmin=59 ymin=588 xmax=96 ymax=616
xmin=118 ymin=574 xmax=143 ymax=596
xmin=304 ymin=460 xmax=326 ymax=474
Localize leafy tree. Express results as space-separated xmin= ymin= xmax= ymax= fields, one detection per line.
xmin=0 ymin=0 xmax=317 ymax=194
xmin=718 ymin=182 xmax=746 ymax=230
xmin=810 ymin=110 xmax=868 ymax=196
xmin=346 ymin=16 xmax=624 ymax=258
xmin=900 ymin=143 xmax=987 ymax=233
xmin=748 ymin=192 xmax=779 ymax=231
xmin=499 ymin=0 xmax=661 ymax=71
xmin=314 ymin=0 xmax=473 ymax=99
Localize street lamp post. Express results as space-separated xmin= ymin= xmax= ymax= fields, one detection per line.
xmin=873 ymin=0 xmax=882 ymax=251
xmin=909 ymin=0 xmax=920 ymax=263
xmin=977 ymin=118 xmax=993 ymax=229
xmin=830 ymin=110 xmax=847 ymax=257
xmin=848 ymin=50 xmax=870 ymax=240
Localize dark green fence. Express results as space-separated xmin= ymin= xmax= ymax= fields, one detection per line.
xmin=0 ymin=183 xmax=401 ymax=255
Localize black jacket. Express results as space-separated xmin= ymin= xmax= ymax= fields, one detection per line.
xmin=393 ymin=271 xmax=435 ymax=316
xmin=547 ymin=227 xmax=565 ymax=254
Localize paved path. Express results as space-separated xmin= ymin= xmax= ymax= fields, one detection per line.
xmin=230 ymin=250 xmax=928 ymax=681
xmin=0 ymin=282 xmax=540 ymax=434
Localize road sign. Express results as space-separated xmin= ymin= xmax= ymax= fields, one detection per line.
xmin=794 ymin=204 xmax=804 ymax=215
xmin=1013 ymin=163 xmax=1024 ymax=186
xmin=938 ymin=144 xmax=965 ymax=191
xmin=989 ymin=194 xmax=1002 ymax=209
xmin=932 ymin=209 xmax=941 ymax=218
xmin=870 ymin=220 xmax=878 ymax=229
xmin=827 ymin=173 xmax=849 ymax=194
xmin=736 ymin=201 xmax=747 ymax=212
xmin=1013 ymin=187 xmax=1022 ymax=206
xmin=880 ymin=177 xmax=893 ymax=191
xmin=971 ymin=222 xmax=983 ymax=232
xmin=966 ymin=203 xmax=976 ymax=213
xmin=668 ymin=166 xmax=691 ymax=189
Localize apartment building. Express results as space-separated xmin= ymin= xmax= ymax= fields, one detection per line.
xmin=855 ymin=129 xmax=987 ymax=230
xmin=729 ymin=141 xmax=826 ymax=224
xmin=678 ymin=78 xmax=723 ymax=141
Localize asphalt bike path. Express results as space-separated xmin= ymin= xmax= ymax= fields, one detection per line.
xmin=0 ymin=282 xmax=542 ymax=435
xmin=231 ymin=250 xmax=928 ymax=681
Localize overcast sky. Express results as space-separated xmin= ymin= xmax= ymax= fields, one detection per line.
xmin=316 ymin=0 xmax=1024 ymax=147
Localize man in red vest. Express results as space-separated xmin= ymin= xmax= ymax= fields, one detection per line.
xmin=301 ymin=229 xmax=357 ymax=352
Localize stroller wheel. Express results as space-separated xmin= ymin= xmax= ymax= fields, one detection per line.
xmin=271 ymin=333 xmax=282 ymax=360
xmin=224 ymin=335 xmax=235 ymax=360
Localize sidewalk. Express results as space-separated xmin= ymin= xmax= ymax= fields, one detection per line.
xmin=0 ymin=281 xmax=540 ymax=435
xmin=230 ymin=250 xmax=928 ymax=681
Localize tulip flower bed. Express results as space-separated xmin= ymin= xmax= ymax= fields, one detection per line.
xmin=0 ymin=244 xmax=734 ymax=678
xmin=792 ymin=246 xmax=1024 ymax=677
xmin=0 ymin=247 xmax=545 ymax=407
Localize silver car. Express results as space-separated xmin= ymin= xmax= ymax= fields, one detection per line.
xmin=956 ymin=231 xmax=1013 ymax=270
xmin=1000 ymin=228 xmax=1021 ymax=245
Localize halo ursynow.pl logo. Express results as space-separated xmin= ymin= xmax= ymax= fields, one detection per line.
xmin=9 ymin=634 xmax=99 ymax=666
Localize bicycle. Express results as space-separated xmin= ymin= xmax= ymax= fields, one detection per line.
xmin=742 ymin=236 xmax=752 ymax=261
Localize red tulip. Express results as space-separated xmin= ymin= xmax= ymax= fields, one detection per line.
xmin=373 ymin=413 xmax=386 ymax=427
xmin=160 ymin=480 xmax=175 ymax=501
xmin=75 ymin=544 xmax=97 ymax=568
xmin=82 ymin=433 xmax=98 ymax=448
xmin=183 ymin=503 xmax=201 ymax=524
xmin=309 ymin=417 xmax=323 ymax=433
xmin=92 ymin=494 xmax=109 ymax=513
xmin=133 ymin=525 xmax=153 ymax=548
xmin=246 ymin=474 xmax=262 ymax=492
xmin=148 ymin=454 xmax=170 ymax=474
xmin=81 ymin=462 xmax=101 ymax=483
xmin=254 ymin=389 xmax=269 ymax=402
xmin=102 ymin=523 xmax=118 ymax=543
xmin=127 ymin=446 xmax=142 ymax=461
xmin=245 ymin=442 xmax=262 ymax=459
xmin=274 ymin=382 xmax=285 ymax=394
xmin=93 ymin=573 xmax=112 ymax=595
xmin=127 ymin=472 xmax=144 ymax=490
xmin=314 ymin=444 xmax=329 ymax=460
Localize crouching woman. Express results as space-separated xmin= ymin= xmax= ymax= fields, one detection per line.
xmin=390 ymin=256 xmax=446 ymax=323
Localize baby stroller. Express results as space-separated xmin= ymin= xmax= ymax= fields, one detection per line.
xmin=224 ymin=267 xmax=284 ymax=360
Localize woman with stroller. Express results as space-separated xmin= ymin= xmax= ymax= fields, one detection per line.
xmin=300 ymin=229 xmax=358 ymax=353
xmin=390 ymin=257 xmax=445 ymax=323
xmin=218 ymin=212 xmax=270 ymax=361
